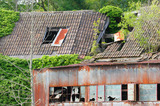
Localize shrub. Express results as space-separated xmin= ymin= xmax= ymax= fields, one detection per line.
xmin=99 ymin=5 xmax=123 ymax=34
xmin=0 ymin=9 xmax=20 ymax=38
xmin=0 ymin=54 xmax=91 ymax=105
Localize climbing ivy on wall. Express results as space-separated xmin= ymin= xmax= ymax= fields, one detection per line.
xmin=0 ymin=9 xmax=19 ymax=38
xmin=0 ymin=54 xmax=91 ymax=105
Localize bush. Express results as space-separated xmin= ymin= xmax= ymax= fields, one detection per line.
xmin=0 ymin=54 xmax=91 ymax=105
xmin=99 ymin=5 xmax=123 ymax=34
xmin=0 ymin=9 xmax=20 ymax=38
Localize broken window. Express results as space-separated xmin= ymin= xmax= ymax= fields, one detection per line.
xmin=89 ymin=86 xmax=97 ymax=101
xmin=71 ymin=87 xmax=80 ymax=102
xmin=139 ymin=84 xmax=156 ymax=101
xmin=105 ymin=85 xmax=121 ymax=101
xmin=42 ymin=27 xmax=59 ymax=44
xmin=98 ymin=85 xmax=104 ymax=102
xmin=49 ymin=86 xmax=84 ymax=103
xmin=42 ymin=27 xmax=69 ymax=46
xmin=62 ymin=87 xmax=72 ymax=102
xmin=122 ymin=84 xmax=128 ymax=100
xmin=80 ymin=86 xmax=85 ymax=102
xmin=49 ymin=87 xmax=63 ymax=103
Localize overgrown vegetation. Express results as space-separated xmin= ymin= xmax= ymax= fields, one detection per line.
xmin=0 ymin=0 xmax=150 ymax=12
xmin=32 ymin=54 xmax=84 ymax=69
xmin=0 ymin=9 xmax=19 ymax=38
xmin=99 ymin=5 xmax=123 ymax=34
xmin=0 ymin=54 xmax=90 ymax=105
xmin=90 ymin=18 xmax=100 ymax=56
xmin=0 ymin=54 xmax=30 ymax=105
xmin=119 ymin=0 xmax=160 ymax=53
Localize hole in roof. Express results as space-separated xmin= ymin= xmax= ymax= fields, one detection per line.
xmin=117 ymin=42 xmax=125 ymax=51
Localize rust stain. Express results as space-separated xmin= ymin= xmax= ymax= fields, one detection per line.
xmin=79 ymin=66 xmax=90 ymax=72
xmin=142 ymin=71 xmax=149 ymax=84
xmin=33 ymin=61 xmax=160 ymax=105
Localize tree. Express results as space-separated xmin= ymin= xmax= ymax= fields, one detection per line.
xmin=119 ymin=0 xmax=160 ymax=53
xmin=99 ymin=5 xmax=123 ymax=33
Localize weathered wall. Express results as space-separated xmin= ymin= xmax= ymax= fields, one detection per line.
xmin=33 ymin=62 xmax=160 ymax=106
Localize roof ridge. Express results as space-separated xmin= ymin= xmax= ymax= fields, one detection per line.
xmin=21 ymin=10 xmax=95 ymax=14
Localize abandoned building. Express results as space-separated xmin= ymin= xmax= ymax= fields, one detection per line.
xmin=1 ymin=7 xmax=160 ymax=105
xmin=32 ymin=8 xmax=160 ymax=105
xmin=0 ymin=10 xmax=108 ymax=59
xmin=33 ymin=59 xmax=160 ymax=106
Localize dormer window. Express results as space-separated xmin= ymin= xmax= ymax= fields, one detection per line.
xmin=42 ymin=27 xmax=69 ymax=46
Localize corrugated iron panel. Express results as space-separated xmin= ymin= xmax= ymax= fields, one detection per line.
xmin=33 ymin=62 xmax=160 ymax=106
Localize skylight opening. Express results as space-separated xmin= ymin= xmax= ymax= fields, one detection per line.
xmin=42 ymin=27 xmax=69 ymax=46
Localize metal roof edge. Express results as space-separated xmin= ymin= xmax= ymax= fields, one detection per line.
xmin=33 ymin=59 xmax=160 ymax=70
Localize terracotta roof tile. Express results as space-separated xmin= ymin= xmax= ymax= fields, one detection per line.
xmin=0 ymin=11 xmax=107 ymax=56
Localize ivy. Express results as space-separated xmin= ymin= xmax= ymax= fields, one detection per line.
xmin=0 ymin=9 xmax=20 ymax=38
xmin=90 ymin=18 xmax=100 ymax=56
xmin=0 ymin=54 xmax=91 ymax=105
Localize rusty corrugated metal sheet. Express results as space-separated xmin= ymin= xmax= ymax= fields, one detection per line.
xmin=33 ymin=61 xmax=160 ymax=106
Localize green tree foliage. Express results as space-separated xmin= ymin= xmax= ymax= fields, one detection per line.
xmin=85 ymin=0 xmax=148 ymax=11
xmin=0 ymin=9 xmax=20 ymax=38
xmin=0 ymin=0 xmax=150 ymax=12
xmin=0 ymin=0 xmax=15 ymax=10
xmin=35 ymin=0 xmax=87 ymax=11
xmin=32 ymin=54 xmax=84 ymax=69
xmin=0 ymin=54 xmax=30 ymax=105
xmin=0 ymin=54 xmax=91 ymax=105
xmin=119 ymin=0 xmax=160 ymax=53
xmin=53 ymin=0 xmax=87 ymax=11
xmin=99 ymin=5 xmax=123 ymax=33
xmin=118 ymin=1 xmax=141 ymax=36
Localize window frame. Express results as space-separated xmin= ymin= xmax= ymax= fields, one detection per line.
xmin=42 ymin=26 xmax=69 ymax=45
xmin=49 ymin=84 xmax=160 ymax=104
xmin=49 ymin=86 xmax=85 ymax=103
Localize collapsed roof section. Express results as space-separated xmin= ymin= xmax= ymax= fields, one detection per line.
xmin=0 ymin=10 xmax=107 ymax=56
xmin=96 ymin=7 xmax=160 ymax=59
xmin=96 ymin=39 xmax=144 ymax=58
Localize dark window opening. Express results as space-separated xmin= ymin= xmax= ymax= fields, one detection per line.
xmin=117 ymin=42 xmax=125 ymax=51
xmin=105 ymin=38 xmax=114 ymax=43
xmin=136 ymin=84 xmax=139 ymax=101
xmin=122 ymin=84 xmax=128 ymax=100
xmin=42 ymin=27 xmax=59 ymax=44
xmin=128 ymin=26 xmax=134 ymax=32
xmin=49 ymin=86 xmax=84 ymax=103
xmin=62 ymin=87 xmax=72 ymax=102
xmin=157 ymin=84 xmax=160 ymax=100
xmin=42 ymin=27 xmax=69 ymax=44
xmin=71 ymin=87 xmax=80 ymax=102
xmin=49 ymin=87 xmax=63 ymax=103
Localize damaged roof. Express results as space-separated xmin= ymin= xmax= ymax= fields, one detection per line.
xmin=96 ymin=10 xmax=160 ymax=59
xmin=0 ymin=10 xmax=107 ymax=56
xmin=96 ymin=39 xmax=144 ymax=58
